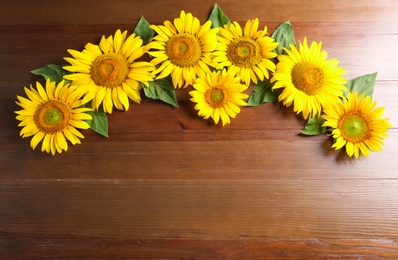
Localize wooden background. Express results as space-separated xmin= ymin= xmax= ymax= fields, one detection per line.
xmin=1 ymin=0 xmax=398 ymax=258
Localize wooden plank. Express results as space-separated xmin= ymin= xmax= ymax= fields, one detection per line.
xmin=1 ymin=0 xmax=398 ymax=25
xmin=1 ymin=122 xmax=397 ymax=180
xmin=1 ymin=234 xmax=398 ymax=259
xmin=1 ymin=179 xmax=398 ymax=239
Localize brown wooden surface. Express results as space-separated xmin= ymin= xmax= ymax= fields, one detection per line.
xmin=1 ymin=0 xmax=398 ymax=259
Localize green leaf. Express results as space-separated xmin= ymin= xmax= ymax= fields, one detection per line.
xmin=31 ymin=64 xmax=72 ymax=84
xmin=300 ymin=116 xmax=326 ymax=136
xmin=344 ymin=72 xmax=377 ymax=99
xmin=247 ymin=80 xmax=279 ymax=106
xmin=144 ymin=78 xmax=178 ymax=107
xmin=271 ymin=21 xmax=296 ymax=55
xmin=209 ymin=3 xmax=230 ymax=28
xmin=83 ymin=102 xmax=109 ymax=137
xmin=133 ymin=16 xmax=154 ymax=45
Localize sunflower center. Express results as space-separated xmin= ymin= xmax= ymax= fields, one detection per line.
xmin=291 ymin=61 xmax=325 ymax=95
xmin=227 ymin=37 xmax=261 ymax=68
xmin=205 ymin=86 xmax=229 ymax=108
xmin=166 ymin=34 xmax=202 ymax=67
xmin=91 ymin=53 xmax=129 ymax=88
xmin=34 ymin=100 xmax=71 ymax=133
xmin=339 ymin=113 xmax=370 ymax=143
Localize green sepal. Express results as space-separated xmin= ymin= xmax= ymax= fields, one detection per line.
xmin=271 ymin=21 xmax=296 ymax=55
xmin=143 ymin=78 xmax=178 ymax=108
xmin=82 ymin=102 xmax=109 ymax=137
xmin=300 ymin=115 xmax=326 ymax=136
xmin=209 ymin=3 xmax=230 ymax=28
xmin=344 ymin=72 xmax=377 ymax=99
xmin=31 ymin=64 xmax=72 ymax=84
xmin=247 ymin=80 xmax=279 ymax=106
xmin=133 ymin=16 xmax=154 ymax=45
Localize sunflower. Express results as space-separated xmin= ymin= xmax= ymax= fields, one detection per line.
xmin=212 ymin=18 xmax=278 ymax=86
xmin=322 ymin=91 xmax=391 ymax=159
xmin=63 ymin=29 xmax=155 ymax=114
xmin=15 ymin=79 xmax=92 ymax=155
xmin=271 ymin=37 xmax=347 ymax=119
xmin=147 ymin=11 xmax=220 ymax=89
xmin=189 ymin=69 xmax=248 ymax=126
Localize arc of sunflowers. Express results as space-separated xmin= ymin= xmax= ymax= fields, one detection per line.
xmin=16 ymin=3 xmax=390 ymax=158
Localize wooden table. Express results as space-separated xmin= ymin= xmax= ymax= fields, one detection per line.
xmin=1 ymin=0 xmax=398 ymax=258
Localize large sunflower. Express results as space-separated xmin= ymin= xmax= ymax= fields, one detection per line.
xmin=213 ymin=18 xmax=278 ymax=86
xmin=189 ymin=69 xmax=248 ymax=126
xmin=271 ymin=37 xmax=347 ymax=119
xmin=64 ymin=29 xmax=155 ymax=114
xmin=147 ymin=11 xmax=220 ymax=89
xmin=15 ymin=80 xmax=92 ymax=155
xmin=322 ymin=91 xmax=391 ymax=159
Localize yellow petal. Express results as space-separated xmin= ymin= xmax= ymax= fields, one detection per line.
xmin=111 ymin=88 xmax=123 ymax=110
xmin=50 ymin=134 xmax=57 ymax=155
xmin=56 ymin=131 xmax=68 ymax=152
xmin=67 ymin=125 xmax=85 ymax=139
xmin=36 ymin=82 xmax=48 ymax=101
xmin=30 ymin=131 xmax=45 ymax=150
xmin=20 ymin=123 xmax=40 ymax=137
xmin=117 ymin=87 xmax=129 ymax=111
xmin=93 ymin=87 xmax=107 ymax=110
xmin=63 ymin=127 xmax=80 ymax=145
xmin=41 ymin=134 xmax=51 ymax=154
xmin=72 ymin=112 xmax=92 ymax=121
xmin=69 ymin=119 xmax=91 ymax=129
xmin=113 ymin=29 xmax=123 ymax=54
xmin=103 ymin=88 xmax=113 ymax=113
xmin=122 ymin=82 xmax=141 ymax=103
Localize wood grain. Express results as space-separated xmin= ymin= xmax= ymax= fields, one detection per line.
xmin=1 ymin=0 xmax=397 ymax=258
xmin=1 ymin=234 xmax=398 ymax=259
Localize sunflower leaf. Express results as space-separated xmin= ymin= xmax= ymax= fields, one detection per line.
xmin=133 ymin=16 xmax=154 ymax=45
xmin=271 ymin=21 xmax=296 ymax=55
xmin=209 ymin=3 xmax=230 ymax=28
xmin=300 ymin=116 xmax=326 ymax=136
xmin=144 ymin=78 xmax=178 ymax=108
xmin=247 ymin=80 xmax=279 ymax=106
xmin=344 ymin=72 xmax=377 ymax=99
xmin=82 ymin=102 xmax=109 ymax=137
xmin=31 ymin=64 xmax=72 ymax=84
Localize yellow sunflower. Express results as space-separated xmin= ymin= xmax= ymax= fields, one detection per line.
xmin=271 ymin=37 xmax=347 ymax=119
xmin=322 ymin=91 xmax=391 ymax=159
xmin=15 ymin=79 xmax=92 ymax=155
xmin=64 ymin=29 xmax=155 ymax=114
xmin=147 ymin=11 xmax=220 ymax=89
xmin=189 ymin=69 xmax=248 ymax=126
xmin=212 ymin=18 xmax=278 ymax=86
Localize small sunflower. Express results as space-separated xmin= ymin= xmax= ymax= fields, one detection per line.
xmin=322 ymin=91 xmax=391 ymax=159
xmin=213 ymin=18 xmax=278 ymax=86
xmin=64 ymin=29 xmax=155 ymax=114
xmin=271 ymin=37 xmax=347 ymax=119
xmin=147 ymin=11 xmax=220 ymax=89
xmin=189 ymin=69 xmax=248 ymax=126
xmin=15 ymin=79 xmax=92 ymax=155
